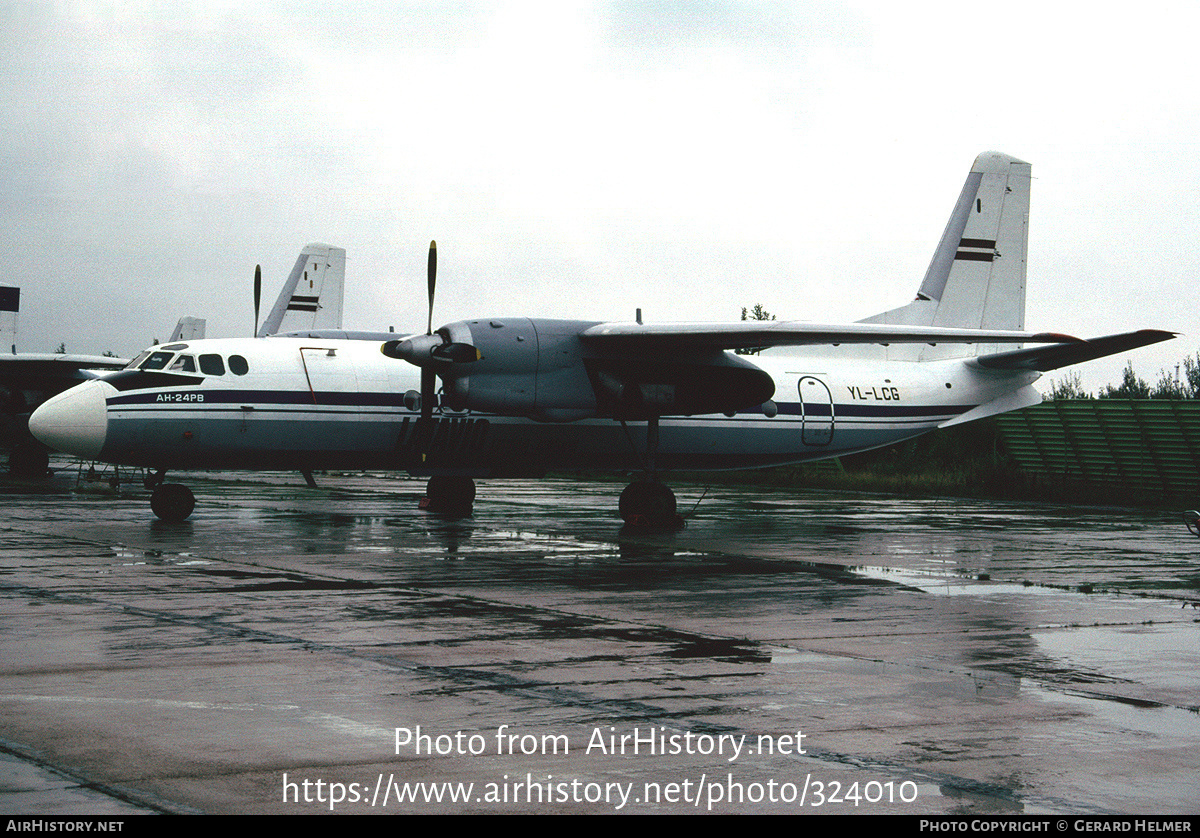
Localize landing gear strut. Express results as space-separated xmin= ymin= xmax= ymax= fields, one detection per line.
xmin=619 ymin=414 xmax=684 ymax=529
xmin=421 ymin=475 xmax=476 ymax=516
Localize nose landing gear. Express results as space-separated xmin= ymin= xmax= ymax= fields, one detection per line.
xmin=150 ymin=482 xmax=195 ymax=522
xmin=146 ymin=470 xmax=195 ymax=522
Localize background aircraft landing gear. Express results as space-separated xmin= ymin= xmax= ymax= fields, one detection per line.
xmin=150 ymin=483 xmax=195 ymax=522
xmin=7 ymin=441 xmax=49 ymax=479
xmin=619 ymin=480 xmax=682 ymax=529
xmin=421 ymin=475 xmax=475 ymax=516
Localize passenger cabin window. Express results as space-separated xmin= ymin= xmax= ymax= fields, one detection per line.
xmin=169 ymin=354 xmax=197 ymax=373
xmin=199 ymin=354 xmax=225 ymax=376
xmin=139 ymin=351 xmax=175 ymax=371
xmin=228 ymin=355 xmax=249 ymax=375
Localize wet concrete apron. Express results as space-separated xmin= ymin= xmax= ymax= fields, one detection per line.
xmin=1 ymin=467 xmax=1196 ymax=813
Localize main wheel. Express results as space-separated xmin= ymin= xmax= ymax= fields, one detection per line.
xmin=423 ymin=475 xmax=476 ymax=515
xmin=151 ymin=483 xmax=195 ymax=522
xmin=619 ymin=480 xmax=679 ymax=528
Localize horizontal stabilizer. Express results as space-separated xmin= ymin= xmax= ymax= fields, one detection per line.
xmin=581 ymin=320 xmax=1080 ymax=351
xmin=971 ymin=330 xmax=1176 ymax=372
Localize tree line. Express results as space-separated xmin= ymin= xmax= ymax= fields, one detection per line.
xmin=1049 ymin=353 xmax=1200 ymax=400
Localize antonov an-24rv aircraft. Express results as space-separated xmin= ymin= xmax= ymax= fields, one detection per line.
xmin=29 ymin=152 xmax=1172 ymax=524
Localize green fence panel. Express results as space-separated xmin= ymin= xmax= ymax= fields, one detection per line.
xmin=994 ymin=401 xmax=1200 ymax=494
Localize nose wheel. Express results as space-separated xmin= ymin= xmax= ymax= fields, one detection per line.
xmin=150 ymin=482 xmax=195 ymax=522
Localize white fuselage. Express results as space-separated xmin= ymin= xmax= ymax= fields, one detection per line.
xmin=29 ymin=335 xmax=1039 ymax=477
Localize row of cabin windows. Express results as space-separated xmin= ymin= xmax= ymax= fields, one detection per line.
xmin=125 ymin=349 xmax=249 ymax=376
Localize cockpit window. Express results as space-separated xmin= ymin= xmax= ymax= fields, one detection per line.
xmin=169 ymin=354 xmax=197 ymax=373
xmin=199 ymin=354 xmax=225 ymax=376
xmin=123 ymin=351 xmax=152 ymax=371
xmin=228 ymin=355 xmax=249 ymax=376
xmin=139 ymin=351 xmax=175 ymax=371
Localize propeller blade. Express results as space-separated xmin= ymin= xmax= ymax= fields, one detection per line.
xmin=426 ymin=240 xmax=436 ymax=336
xmin=253 ymin=264 xmax=262 ymax=338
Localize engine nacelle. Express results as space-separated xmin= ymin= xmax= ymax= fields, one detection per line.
xmin=440 ymin=318 xmax=601 ymax=422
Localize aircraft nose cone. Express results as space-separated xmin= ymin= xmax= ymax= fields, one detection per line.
xmin=28 ymin=380 xmax=112 ymax=460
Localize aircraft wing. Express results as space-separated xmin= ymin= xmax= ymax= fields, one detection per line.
xmin=971 ymin=330 xmax=1176 ymax=372
xmin=579 ymin=321 xmax=1081 ymax=351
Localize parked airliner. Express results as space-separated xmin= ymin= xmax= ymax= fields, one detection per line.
xmin=28 ymin=153 xmax=1172 ymax=524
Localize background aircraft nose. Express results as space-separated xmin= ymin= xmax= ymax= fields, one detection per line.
xmin=28 ymin=379 xmax=112 ymax=460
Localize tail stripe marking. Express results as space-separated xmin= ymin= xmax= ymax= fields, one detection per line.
xmin=955 ymin=237 xmax=997 ymax=262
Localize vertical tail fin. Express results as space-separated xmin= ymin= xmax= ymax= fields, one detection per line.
xmin=257 ymin=243 xmax=346 ymax=337
xmin=861 ymin=151 xmax=1031 ymax=359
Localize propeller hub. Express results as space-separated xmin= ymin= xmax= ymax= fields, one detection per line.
xmin=382 ymin=333 xmax=481 ymax=366
xmin=381 ymin=334 xmax=440 ymax=364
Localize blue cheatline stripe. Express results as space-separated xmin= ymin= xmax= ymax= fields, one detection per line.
xmin=105 ymin=388 xmax=974 ymax=423
xmin=771 ymin=402 xmax=973 ymax=418
xmin=106 ymin=389 xmax=412 ymax=408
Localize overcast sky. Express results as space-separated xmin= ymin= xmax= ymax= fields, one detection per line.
xmin=3 ymin=0 xmax=1198 ymax=392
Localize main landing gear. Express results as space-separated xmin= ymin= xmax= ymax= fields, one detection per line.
xmin=421 ymin=475 xmax=476 ymax=516
xmin=619 ymin=414 xmax=684 ymax=530
xmin=619 ymin=480 xmax=680 ymax=529
xmin=146 ymin=471 xmax=195 ymax=523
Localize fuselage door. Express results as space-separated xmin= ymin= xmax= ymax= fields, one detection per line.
xmin=299 ymin=346 xmax=358 ymax=404
xmin=798 ymin=376 xmax=834 ymax=446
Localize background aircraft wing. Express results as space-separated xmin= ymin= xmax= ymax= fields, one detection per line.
xmin=971 ymin=330 xmax=1176 ymax=372
xmin=579 ymin=321 xmax=1081 ymax=351
xmin=0 ymin=354 xmax=127 ymax=380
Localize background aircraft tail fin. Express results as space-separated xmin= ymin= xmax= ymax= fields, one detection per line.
xmin=257 ymin=244 xmax=346 ymax=337
xmin=168 ymin=316 xmax=206 ymax=343
xmin=0 ymin=285 xmax=16 ymax=355
xmin=861 ymin=152 xmax=1031 ymax=360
